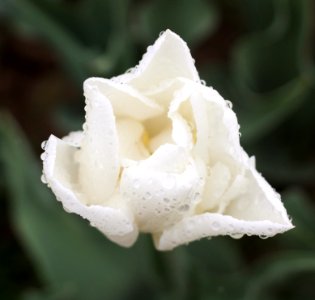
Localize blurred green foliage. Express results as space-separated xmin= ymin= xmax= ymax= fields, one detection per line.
xmin=1 ymin=0 xmax=315 ymax=299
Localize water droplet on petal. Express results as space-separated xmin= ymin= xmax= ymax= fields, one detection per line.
xmin=41 ymin=174 xmax=47 ymax=184
xmin=41 ymin=141 xmax=47 ymax=150
xmin=159 ymin=30 xmax=165 ymax=37
xmin=259 ymin=235 xmax=269 ymax=240
xmin=226 ymin=100 xmax=233 ymax=109
xmin=212 ymin=221 xmax=220 ymax=231
xmin=178 ymin=204 xmax=190 ymax=212
xmin=231 ymin=233 xmax=243 ymax=239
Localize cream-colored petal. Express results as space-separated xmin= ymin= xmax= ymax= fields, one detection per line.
xmin=155 ymin=213 xmax=293 ymax=251
xmin=116 ymin=118 xmax=150 ymax=160
xmin=224 ymin=166 xmax=292 ymax=225
xmin=168 ymin=85 xmax=194 ymax=149
xmin=62 ymin=131 xmax=83 ymax=147
xmin=197 ymin=162 xmax=232 ymax=212
xmin=188 ymin=82 xmax=245 ymax=167
xmin=42 ymin=135 xmax=138 ymax=247
xmin=112 ymin=30 xmax=200 ymax=91
xmin=149 ymin=126 xmax=173 ymax=153
xmin=84 ymin=77 xmax=163 ymax=121
xmin=143 ymin=78 xmax=185 ymax=109
xmin=119 ymin=144 xmax=203 ymax=232
xmin=76 ymin=83 xmax=120 ymax=205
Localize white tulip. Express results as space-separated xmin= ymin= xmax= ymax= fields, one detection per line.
xmin=41 ymin=30 xmax=293 ymax=251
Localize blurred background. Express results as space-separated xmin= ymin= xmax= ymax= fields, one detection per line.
xmin=1 ymin=0 xmax=315 ymax=299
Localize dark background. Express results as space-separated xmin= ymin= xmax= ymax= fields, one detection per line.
xmin=1 ymin=0 xmax=315 ymax=299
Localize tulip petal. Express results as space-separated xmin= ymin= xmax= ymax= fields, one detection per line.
xmin=168 ymin=85 xmax=194 ymax=149
xmin=116 ymin=118 xmax=150 ymax=160
xmin=155 ymin=212 xmax=293 ymax=251
xmin=155 ymin=159 xmax=294 ymax=251
xmin=84 ymin=78 xmax=163 ymax=121
xmin=76 ymin=83 xmax=120 ymax=205
xmin=224 ymin=166 xmax=292 ymax=225
xmin=113 ymin=30 xmax=200 ymax=91
xmin=62 ymin=131 xmax=83 ymax=147
xmin=189 ymin=83 xmax=245 ymax=166
xmin=119 ymin=144 xmax=203 ymax=232
xmin=42 ymin=135 xmax=138 ymax=247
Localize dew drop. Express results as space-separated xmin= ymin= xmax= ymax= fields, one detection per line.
xmin=125 ymin=67 xmax=134 ymax=74
xmin=200 ymin=79 xmax=206 ymax=86
xmin=231 ymin=233 xmax=243 ymax=239
xmin=212 ymin=221 xmax=220 ymax=231
xmin=260 ymin=235 xmax=269 ymax=239
xmin=83 ymin=123 xmax=87 ymax=131
xmin=159 ymin=30 xmax=165 ymax=37
xmin=226 ymin=100 xmax=233 ymax=109
xmin=178 ymin=204 xmax=190 ymax=212
xmin=163 ymin=197 xmax=170 ymax=203
xmin=145 ymin=192 xmax=152 ymax=200
xmin=41 ymin=141 xmax=47 ymax=150
xmin=41 ymin=174 xmax=47 ymax=184
xmin=40 ymin=152 xmax=46 ymax=161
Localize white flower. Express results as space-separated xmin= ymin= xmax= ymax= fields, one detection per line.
xmin=41 ymin=30 xmax=293 ymax=251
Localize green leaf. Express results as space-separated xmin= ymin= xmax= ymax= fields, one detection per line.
xmin=0 ymin=112 xmax=154 ymax=300
xmin=233 ymin=0 xmax=312 ymax=93
xmin=4 ymin=0 xmax=91 ymax=81
xmin=239 ymin=74 xmax=313 ymax=143
xmin=243 ymin=251 xmax=315 ymax=300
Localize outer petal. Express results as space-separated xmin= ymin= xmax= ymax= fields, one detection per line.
xmin=76 ymin=83 xmax=120 ymax=205
xmin=156 ymin=158 xmax=293 ymax=251
xmin=42 ymin=135 xmax=138 ymax=247
xmin=224 ymin=166 xmax=292 ymax=225
xmin=85 ymin=77 xmax=163 ymax=121
xmin=181 ymin=80 xmax=246 ymax=167
xmin=155 ymin=213 xmax=293 ymax=251
xmin=112 ymin=30 xmax=200 ymax=91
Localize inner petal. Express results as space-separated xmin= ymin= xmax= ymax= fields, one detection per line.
xmin=116 ymin=118 xmax=150 ymax=161
xmin=197 ymin=162 xmax=232 ymax=212
xmin=84 ymin=77 xmax=163 ymax=121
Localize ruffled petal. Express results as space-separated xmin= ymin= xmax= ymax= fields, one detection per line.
xmin=84 ymin=77 xmax=163 ymax=121
xmin=119 ymin=144 xmax=204 ymax=232
xmin=42 ymin=135 xmax=139 ymax=247
xmin=168 ymin=84 xmax=194 ymax=149
xmin=116 ymin=118 xmax=150 ymax=160
xmin=224 ymin=166 xmax=293 ymax=225
xmin=188 ymin=82 xmax=245 ymax=166
xmin=112 ymin=30 xmax=200 ymax=91
xmin=155 ymin=212 xmax=293 ymax=251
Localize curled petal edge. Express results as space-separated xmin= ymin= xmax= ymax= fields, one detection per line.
xmin=42 ymin=135 xmax=139 ymax=247
xmin=154 ymin=212 xmax=294 ymax=251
